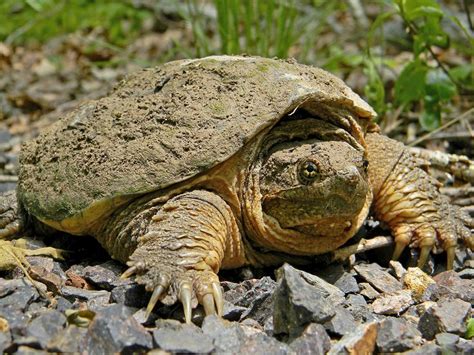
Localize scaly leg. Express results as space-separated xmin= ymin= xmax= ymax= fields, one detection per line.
xmin=1 ymin=191 xmax=65 ymax=271
xmin=366 ymin=133 xmax=473 ymax=270
xmin=121 ymin=190 xmax=245 ymax=323
xmin=0 ymin=191 xmax=23 ymax=238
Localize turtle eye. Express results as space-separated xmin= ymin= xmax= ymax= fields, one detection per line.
xmin=298 ymin=161 xmax=319 ymax=184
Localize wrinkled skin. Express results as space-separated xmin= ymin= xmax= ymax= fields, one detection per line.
xmin=1 ymin=59 xmax=473 ymax=323
xmin=3 ymin=118 xmax=471 ymax=324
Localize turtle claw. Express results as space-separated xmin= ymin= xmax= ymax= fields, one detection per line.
xmin=212 ymin=283 xmax=224 ymax=316
xmin=391 ymin=242 xmax=407 ymax=261
xmin=446 ymin=246 xmax=455 ymax=271
xmin=145 ymin=285 xmax=166 ymax=319
xmin=120 ymin=261 xmax=145 ymax=279
xmin=179 ymin=282 xmax=193 ymax=324
xmin=202 ymin=293 xmax=216 ymax=316
xmin=417 ymin=246 xmax=432 ymax=269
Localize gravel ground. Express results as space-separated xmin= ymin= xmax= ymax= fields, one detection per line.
xmin=0 ymin=36 xmax=473 ymax=355
xmin=0 ymin=229 xmax=473 ymax=353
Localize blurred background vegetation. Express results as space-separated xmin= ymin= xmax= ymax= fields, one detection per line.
xmin=0 ymin=0 xmax=472 ymax=143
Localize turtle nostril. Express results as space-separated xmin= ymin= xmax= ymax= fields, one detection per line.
xmin=344 ymin=166 xmax=361 ymax=185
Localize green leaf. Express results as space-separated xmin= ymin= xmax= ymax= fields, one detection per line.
xmin=467 ymin=318 xmax=474 ymax=339
xmin=25 ymin=0 xmax=53 ymax=12
xmin=364 ymin=60 xmax=386 ymax=115
xmin=425 ymin=69 xmax=457 ymax=101
xmin=449 ymin=65 xmax=472 ymax=82
xmin=402 ymin=0 xmax=443 ymax=20
xmin=395 ymin=60 xmax=428 ymax=106
xmin=420 ymin=96 xmax=441 ymax=130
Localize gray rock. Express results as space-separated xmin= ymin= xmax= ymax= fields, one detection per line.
xmin=222 ymin=281 xmax=248 ymax=304
xmin=334 ymin=273 xmax=360 ymax=294
xmin=238 ymin=277 xmax=276 ymax=306
xmin=14 ymin=336 xmax=42 ymax=349
xmin=289 ymin=323 xmax=331 ymax=355
xmin=24 ymin=310 xmax=66 ymax=349
xmin=346 ymin=294 xmax=367 ymax=306
xmin=61 ymin=286 xmax=110 ymax=303
xmin=343 ymin=292 xmax=384 ymax=324
xmin=273 ymin=264 xmax=343 ymax=338
xmin=110 ymin=283 xmax=148 ymax=308
xmin=314 ymin=264 xmax=359 ymax=294
xmin=0 ymin=279 xmax=39 ymax=312
xmin=28 ymin=263 xmax=64 ymax=294
xmin=418 ymin=298 xmax=471 ymax=339
xmin=27 ymin=257 xmax=55 ymax=272
xmin=376 ymin=317 xmax=422 ymax=352
xmin=328 ymin=322 xmax=379 ymax=355
xmin=240 ymin=318 xmax=263 ymax=335
xmin=401 ymin=305 xmax=421 ymax=327
xmin=240 ymin=288 xmax=273 ymax=325
xmin=153 ymin=321 xmax=214 ymax=353
xmin=458 ymin=268 xmax=474 ymax=279
xmin=237 ymin=332 xmax=289 ymax=354
xmin=402 ymin=342 xmax=442 ymax=354
xmin=389 ymin=260 xmax=407 ymax=280
xmin=0 ymin=308 xmax=31 ymax=339
xmin=202 ymin=315 xmax=288 ymax=354
xmin=323 ymin=306 xmax=357 ymax=336
xmin=0 ymin=129 xmax=11 ymax=145
xmin=54 ymin=297 xmax=72 ymax=313
xmin=359 ymin=282 xmax=380 ymax=300
xmin=371 ymin=289 xmax=414 ymax=315
xmin=83 ymin=261 xmax=124 ymax=291
xmin=435 ymin=332 xmax=459 ymax=353
xmin=432 ymin=271 xmax=474 ymax=304
xmin=221 ymin=277 xmax=276 ymax=325
xmin=15 ymin=346 xmax=48 ymax=354
xmin=47 ymin=325 xmax=87 ymax=353
xmin=353 ymin=263 xmax=403 ymax=293
xmin=223 ymin=277 xmax=276 ymax=308
xmin=0 ymin=330 xmax=11 ymax=353
xmin=222 ymin=301 xmax=246 ymax=321
xmin=456 ymin=339 xmax=474 ymax=353
xmin=202 ymin=315 xmax=247 ymax=353
xmin=313 ymin=264 xmax=345 ymax=281
xmin=83 ymin=304 xmax=152 ymax=354
xmin=263 ymin=316 xmax=274 ymax=336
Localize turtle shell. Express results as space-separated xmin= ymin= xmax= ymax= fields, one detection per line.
xmin=18 ymin=56 xmax=376 ymax=232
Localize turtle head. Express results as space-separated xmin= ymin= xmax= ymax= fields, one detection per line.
xmin=247 ymin=132 xmax=371 ymax=254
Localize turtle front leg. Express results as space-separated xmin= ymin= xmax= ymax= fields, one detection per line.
xmin=121 ymin=190 xmax=245 ymax=323
xmin=366 ymin=133 xmax=473 ymax=270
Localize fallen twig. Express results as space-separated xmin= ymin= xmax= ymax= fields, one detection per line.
xmin=332 ymin=236 xmax=394 ymax=262
xmin=408 ymin=107 xmax=474 ymax=147
xmin=0 ymin=175 xmax=18 ymax=183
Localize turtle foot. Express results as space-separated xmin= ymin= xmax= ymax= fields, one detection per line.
xmin=0 ymin=191 xmax=22 ymax=238
xmin=122 ymin=260 xmax=223 ymax=323
xmin=389 ymin=210 xmax=473 ymax=270
xmin=375 ymin=153 xmax=473 ymax=270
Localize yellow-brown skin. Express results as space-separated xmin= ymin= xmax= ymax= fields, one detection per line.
xmin=78 ymin=120 xmax=474 ymax=321
xmin=1 ymin=120 xmax=473 ymax=323
xmin=124 ymin=121 xmax=471 ymax=322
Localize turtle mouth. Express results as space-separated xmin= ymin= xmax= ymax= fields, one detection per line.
xmin=293 ymin=219 xmax=353 ymax=238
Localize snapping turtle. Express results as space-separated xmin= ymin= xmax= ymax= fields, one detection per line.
xmin=1 ymin=56 xmax=472 ymax=322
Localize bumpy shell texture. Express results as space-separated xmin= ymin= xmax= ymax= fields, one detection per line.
xmin=19 ymin=56 xmax=375 ymax=223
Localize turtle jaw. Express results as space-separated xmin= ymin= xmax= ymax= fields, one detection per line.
xmin=256 ymin=188 xmax=373 ymax=256
xmin=261 ymin=167 xmax=370 ymax=240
